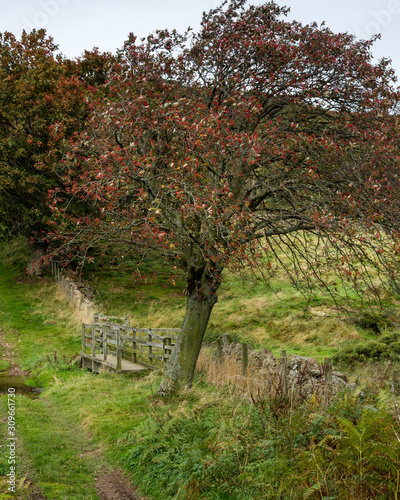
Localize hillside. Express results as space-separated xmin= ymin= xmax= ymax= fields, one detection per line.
xmin=1 ymin=239 xmax=400 ymax=498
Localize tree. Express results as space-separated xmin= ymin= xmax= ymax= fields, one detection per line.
xmin=51 ymin=0 xmax=400 ymax=395
xmin=0 ymin=30 xmax=114 ymax=273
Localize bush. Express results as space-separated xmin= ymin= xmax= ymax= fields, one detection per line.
xmin=333 ymin=332 xmax=400 ymax=364
xmin=355 ymin=311 xmax=393 ymax=334
xmin=123 ymin=378 xmax=400 ymax=499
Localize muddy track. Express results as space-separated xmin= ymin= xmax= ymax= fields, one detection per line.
xmin=96 ymin=468 xmax=146 ymax=500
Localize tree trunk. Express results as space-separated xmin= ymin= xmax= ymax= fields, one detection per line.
xmin=157 ymin=290 xmax=218 ymax=397
xmin=26 ymin=240 xmax=47 ymax=276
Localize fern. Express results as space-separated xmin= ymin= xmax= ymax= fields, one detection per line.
xmin=302 ymin=482 xmax=322 ymax=499
xmin=333 ymin=408 xmax=400 ymax=496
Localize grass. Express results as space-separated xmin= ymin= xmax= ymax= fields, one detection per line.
xmin=0 ymin=390 xmax=102 ymax=499
xmin=0 ymin=240 xmax=109 ymax=498
xmin=84 ymin=252 xmax=383 ymax=361
xmin=0 ymin=236 xmax=391 ymax=366
xmin=56 ymin=369 xmax=400 ymax=499
xmin=0 ymin=274 xmax=81 ymax=376
xmin=2 ymin=237 xmax=400 ymax=498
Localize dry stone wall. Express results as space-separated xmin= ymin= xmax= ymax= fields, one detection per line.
xmin=219 ymin=342 xmax=355 ymax=397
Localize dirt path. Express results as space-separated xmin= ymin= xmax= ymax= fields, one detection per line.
xmin=0 ymin=327 xmax=30 ymax=376
xmin=96 ymin=468 xmax=146 ymax=500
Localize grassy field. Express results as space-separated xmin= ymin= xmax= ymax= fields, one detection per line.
xmin=1 ymin=238 xmax=400 ymax=499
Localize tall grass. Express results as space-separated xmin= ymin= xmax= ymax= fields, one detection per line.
xmin=111 ymin=372 xmax=400 ymax=499
xmin=196 ymin=346 xmax=285 ymax=400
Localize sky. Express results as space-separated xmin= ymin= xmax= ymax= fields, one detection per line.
xmin=1 ymin=0 xmax=399 ymax=80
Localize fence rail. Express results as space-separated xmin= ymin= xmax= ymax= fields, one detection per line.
xmin=81 ymin=315 xmax=180 ymax=373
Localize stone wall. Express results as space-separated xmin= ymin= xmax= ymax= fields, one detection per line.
xmin=219 ymin=342 xmax=354 ymax=397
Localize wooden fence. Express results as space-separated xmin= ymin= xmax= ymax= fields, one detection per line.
xmin=51 ymin=260 xmax=77 ymax=303
xmin=81 ymin=315 xmax=180 ymax=373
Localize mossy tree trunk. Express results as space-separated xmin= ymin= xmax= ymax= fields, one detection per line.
xmin=26 ymin=239 xmax=48 ymax=276
xmin=157 ymin=264 xmax=220 ymax=397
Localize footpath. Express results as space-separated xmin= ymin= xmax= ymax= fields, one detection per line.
xmin=0 ymin=263 xmax=145 ymax=500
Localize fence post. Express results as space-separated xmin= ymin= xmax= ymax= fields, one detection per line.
xmin=132 ymin=329 xmax=137 ymax=364
xmin=222 ymin=334 xmax=232 ymax=346
xmin=81 ymin=324 xmax=85 ymax=354
xmin=103 ymin=327 xmax=107 ymax=361
xmin=116 ymin=332 xmax=122 ymax=371
xmin=242 ymin=343 xmax=248 ymax=376
xmin=392 ymin=370 xmax=400 ymax=395
xmin=91 ymin=324 xmax=96 ymax=371
xmin=120 ymin=327 xmax=124 ymax=360
xmin=324 ymin=358 xmax=333 ymax=405
xmin=216 ymin=339 xmax=222 ymax=365
xmin=164 ymin=337 xmax=172 ymax=364
xmin=280 ymin=350 xmax=288 ymax=398
xmin=148 ymin=331 xmax=153 ymax=365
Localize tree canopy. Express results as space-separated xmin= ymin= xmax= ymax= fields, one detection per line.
xmin=0 ymin=31 xmax=80 ymax=239
xmin=47 ymin=0 xmax=400 ymax=395
xmin=0 ymin=30 xmax=116 ymax=272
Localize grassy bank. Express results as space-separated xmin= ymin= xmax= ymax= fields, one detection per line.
xmin=0 ymin=240 xmax=112 ymax=498
xmin=1 ymin=238 xmax=400 ymax=499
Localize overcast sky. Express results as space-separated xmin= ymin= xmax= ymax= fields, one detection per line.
xmin=1 ymin=0 xmax=399 ymax=80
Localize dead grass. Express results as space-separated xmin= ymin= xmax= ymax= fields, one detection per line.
xmin=124 ymin=302 xmax=185 ymax=329
xmin=208 ymin=283 xmax=362 ymax=352
xmin=30 ymin=280 xmax=95 ymax=332
xmin=43 ymin=264 xmax=368 ymax=362
xmin=7 ymin=232 xmax=392 ymax=363
xmin=195 ymin=347 xmax=285 ymax=401
xmin=268 ymin=316 xmax=361 ymax=345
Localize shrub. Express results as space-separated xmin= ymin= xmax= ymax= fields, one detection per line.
xmin=122 ymin=375 xmax=400 ymax=499
xmin=333 ymin=333 xmax=400 ymax=364
xmin=355 ymin=311 xmax=393 ymax=334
